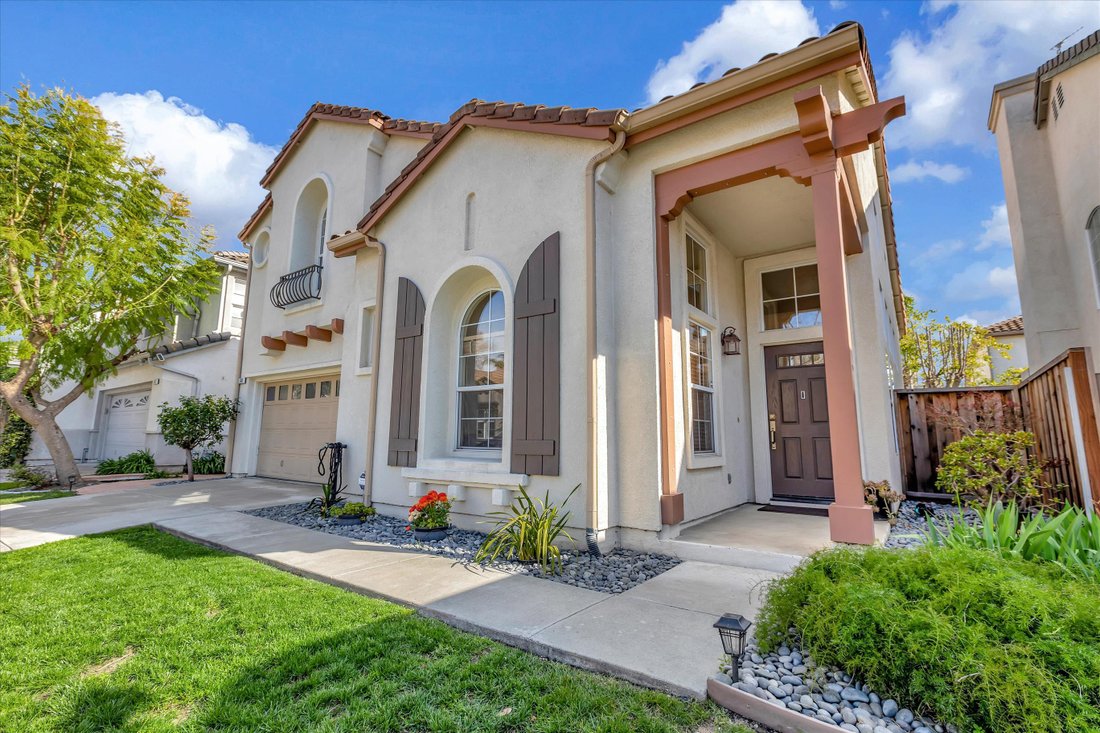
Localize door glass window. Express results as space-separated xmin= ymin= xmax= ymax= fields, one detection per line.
xmin=320 ymin=380 xmax=332 ymax=397
xmin=277 ymin=385 xmax=289 ymax=400
xmin=291 ymin=384 xmax=302 ymax=400
xmin=266 ymin=386 xmax=276 ymax=402
xmin=762 ymin=265 xmax=821 ymax=329
xmin=305 ymin=382 xmax=316 ymax=399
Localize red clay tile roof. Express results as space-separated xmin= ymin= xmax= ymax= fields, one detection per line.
xmin=1034 ymin=29 xmax=1099 ymax=124
xmin=985 ymin=315 xmax=1024 ymax=336
xmin=259 ymin=104 xmax=391 ymax=188
xmin=213 ymin=250 xmax=250 ymax=266
xmin=354 ymin=99 xmax=627 ymax=233
xmin=238 ymin=192 xmax=272 ymax=241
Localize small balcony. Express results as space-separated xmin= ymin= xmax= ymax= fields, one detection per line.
xmin=270 ymin=264 xmax=323 ymax=309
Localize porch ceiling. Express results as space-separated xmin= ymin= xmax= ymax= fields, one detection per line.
xmin=686 ymin=175 xmax=813 ymax=256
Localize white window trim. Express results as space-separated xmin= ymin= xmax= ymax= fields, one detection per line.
xmin=454 ymin=288 xmax=506 ymax=454
xmin=679 ymin=216 xmax=724 ymax=469
xmin=355 ymin=299 xmax=377 ymax=376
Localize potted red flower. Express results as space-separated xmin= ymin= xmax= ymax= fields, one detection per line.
xmin=408 ymin=490 xmax=451 ymax=541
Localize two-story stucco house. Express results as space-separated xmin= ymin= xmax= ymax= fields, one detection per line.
xmin=26 ymin=251 xmax=249 ymax=468
xmin=988 ymin=30 xmax=1100 ymax=383
xmin=231 ymin=22 xmax=906 ymax=548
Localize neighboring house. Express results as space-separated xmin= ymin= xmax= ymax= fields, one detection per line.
xmin=988 ymin=30 xmax=1100 ymax=383
xmin=982 ymin=315 xmax=1028 ymax=382
xmin=232 ymin=22 xmax=906 ymax=546
xmin=26 ymin=251 xmax=249 ymax=468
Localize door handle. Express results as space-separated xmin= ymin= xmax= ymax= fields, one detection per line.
xmin=769 ymin=413 xmax=777 ymax=450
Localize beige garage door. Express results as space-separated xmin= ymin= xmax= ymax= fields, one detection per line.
xmin=257 ymin=376 xmax=339 ymax=483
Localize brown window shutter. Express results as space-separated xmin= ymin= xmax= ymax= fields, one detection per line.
xmin=511 ymin=232 xmax=560 ymax=475
xmin=388 ymin=277 xmax=426 ymax=467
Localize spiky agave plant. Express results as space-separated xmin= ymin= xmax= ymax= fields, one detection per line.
xmin=475 ymin=484 xmax=578 ymax=573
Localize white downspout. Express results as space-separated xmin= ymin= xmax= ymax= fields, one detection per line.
xmin=585 ymin=129 xmax=626 ymax=554
xmin=224 ymin=245 xmax=253 ymax=474
xmin=361 ymin=235 xmax=387 ymax=505
xmin=150 ymin=359 xmax=201 ymax=395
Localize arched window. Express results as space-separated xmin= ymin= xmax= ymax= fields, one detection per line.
xmin=457 ymin=289 xmax=505 ymax=449
xmin=1088 ymin=206 xmax=1100 ymax=304
xmin=290 ymin=178 xmax=329 ymax=271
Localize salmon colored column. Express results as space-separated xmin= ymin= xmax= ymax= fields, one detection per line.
xmin=812 ymin=167 xmax=875 ymax=545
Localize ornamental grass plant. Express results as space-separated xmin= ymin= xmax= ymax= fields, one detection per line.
xmin=475 ymin=485 xmax=577 ymax=573
xmin=754 ymin=546 xmax=1100 ymax=733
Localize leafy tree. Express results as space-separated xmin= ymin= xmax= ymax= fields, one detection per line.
xmin=156 ymin=395 xmax=239 ymax=481
xmin=900 ymin=295 xmax=1016 ymax=388
xmin=0 ymin=85 xmax=219 ymax=485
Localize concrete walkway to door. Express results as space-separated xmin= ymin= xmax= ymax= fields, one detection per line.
xmin=0 ymin=477 xmax=777 ymax=699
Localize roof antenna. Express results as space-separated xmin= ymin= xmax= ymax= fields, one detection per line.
xmin=1050 ymin=26 xmax=1083 ymax=54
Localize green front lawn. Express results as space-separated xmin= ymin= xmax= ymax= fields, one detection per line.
xmin=0 ymin=480 xmax=27 ymax=490
xmin=0 ymin=490 xmax=74 ymax=505
xmin=0 ymin=527 xmax=744 ymax=733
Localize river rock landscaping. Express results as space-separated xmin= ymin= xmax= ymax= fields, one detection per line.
xmin=882 ymin=500 xmax=976 ymax=549
xmin=716 ymin=637 xmax=949 ymax=733
xmin=246 ymin=502 xmax=680 ymax=593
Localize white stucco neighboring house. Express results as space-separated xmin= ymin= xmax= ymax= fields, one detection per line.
xmin=981 ymin=315 xmax=1028 ymax=383
xmin=988 ymin=29 xmax=1100 ymax=382
xmin=26 ymin=251 xmax=249 ymax=469
xmin=232 ymin=22 xmax=908 ymax=548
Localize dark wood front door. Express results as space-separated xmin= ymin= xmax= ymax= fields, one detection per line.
xmin=764 ymin=342 xmax=834 ymax=500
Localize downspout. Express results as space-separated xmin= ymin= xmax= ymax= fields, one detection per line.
xmin=361 ymin=235 xmax=387 ymax=505
xmin=224 ymin=244 xmax=253 ymax=474
xmin=150 ymin=358 xmax=201 ymax=395
xmin=584 ymin=128 xmax=626 ymax=555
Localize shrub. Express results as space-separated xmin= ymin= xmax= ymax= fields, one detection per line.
xmin=94 ymin=449 xmax=155 ymax=475
xmin=755 ymin=546 xmax=1100 ymax=733
xmin=475 ymin=485 xmax=577 ymax=573
xmin=330 ymin=502 xmax=375 ymax=519
xmin=935 ymin=430 xmax=1048 ymax=507
xmin=156 ymin=396 xmax=239 ymax=481
xmin=0 ymin=413 xmax=32 ymax=469
xmin=926 ymin=500 xmax=1100 ymax=581
xmin=192 ymin=451 xmax=225 ymax=475
xmin=10 ymin=464 xmax=52 ymax=489
xmin=408 ymin=490 xmax=450 ymax=530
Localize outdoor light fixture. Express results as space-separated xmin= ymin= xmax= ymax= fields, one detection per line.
xmin=67 ymin=474 xmax=76 ymax=491
xmin=714 ymin=613 xmax=752 ymax=660
xmin=721 ymin=326 xmax=742 ymax=356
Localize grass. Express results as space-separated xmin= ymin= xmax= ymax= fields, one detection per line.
xmin=0 ymin=527 xmax=746 ymax=733
xmin=0 ymin=490 xmax=74 ymax=505
xmin=755 ymin=546 xmax=1100 ymax=733
xmin=0 ymin=480 xmax=28 ymax=490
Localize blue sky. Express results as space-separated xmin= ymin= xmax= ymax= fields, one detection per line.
xmin=2 ymin=0 xmax=1097 ymax=325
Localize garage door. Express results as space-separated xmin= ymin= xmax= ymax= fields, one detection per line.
xmin=257 ymin=376 xmax=339 ymax=483
xmin=102 ymin=391 xmax=151 ymax=460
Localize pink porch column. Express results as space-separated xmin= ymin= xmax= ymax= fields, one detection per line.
xmin=812 ymin=167 xmax=875 ymax=545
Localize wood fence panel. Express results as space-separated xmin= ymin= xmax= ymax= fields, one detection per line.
xmin=894 ymin=348 xmax=1100 ymax=508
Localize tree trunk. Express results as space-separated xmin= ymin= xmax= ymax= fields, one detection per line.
xmin=185 ymin=450 xmax=195 ymax=481
xmin=9 ymin=401 xmax=81 ymax=487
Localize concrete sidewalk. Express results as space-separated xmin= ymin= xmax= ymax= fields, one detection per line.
xmin=1 ymin=478 xmax=778 ymax=698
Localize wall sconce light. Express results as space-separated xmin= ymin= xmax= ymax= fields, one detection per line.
xmin=721 ymin=327 xmax=741 ymax=356
xmin=714 ymin=613 xmax=752 ymax=661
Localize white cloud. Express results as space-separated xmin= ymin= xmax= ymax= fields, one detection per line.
xmin=92 ymin=91 xmax=276 ymax=245
xmin=891 ymin=159 xmax=970 ymax=184
xmin=976 ymin=203 xmax=1011 ymax=250
xmin=883 ymin=1 xmax=1099 ymax=149
xmin=645 ymin=1 xmax=820 ymax=103
xmin=907 ymin=237 xmax=967 ymax=266
xmin=828 ymin=1 xmax=847 ymax=9
xmin=943 ymin=260 xmax=1019 ymax=306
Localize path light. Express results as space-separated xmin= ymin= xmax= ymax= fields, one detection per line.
xmin=67 ymin=474 xmax=76 ymax=491
xmin=714 ymin=613 xmax=752 ymax=661
xmin=721 ymin=327 xmax=741 ymax=356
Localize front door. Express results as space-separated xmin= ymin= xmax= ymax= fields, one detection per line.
xmin=764 ymin=342 xmax=834 ymax=500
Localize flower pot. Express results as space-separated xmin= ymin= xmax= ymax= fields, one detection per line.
xmin=334 ymin=515 xmax=363 ymax=526
xmin=412 ymin=526 xmax=449 ymax=542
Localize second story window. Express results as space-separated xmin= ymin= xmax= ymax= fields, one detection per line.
xmin=317 ymin=207 xmax=328 ymax=265
xmin=273 ymin=178 xmax=329 ymax=308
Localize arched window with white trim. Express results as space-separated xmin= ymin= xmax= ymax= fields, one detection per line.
xmin=290 ymin=178 xmax=329 ymax=272
xmin=457 ymin=289 xmax=505 ymax=449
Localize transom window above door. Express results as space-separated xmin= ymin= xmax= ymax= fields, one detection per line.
xmin=685 ymin=234 xmax=709 ymax=313
xmin=762 ymin=264 xmax=821 ymax=330
xmin=457 ymin=289 xmax=505 ymax=449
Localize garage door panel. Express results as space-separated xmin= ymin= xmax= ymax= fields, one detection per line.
xmin=257 ymin=376 xmax=339 ymax=483
xmin=103 ymin=391 xmax=151 ymax=460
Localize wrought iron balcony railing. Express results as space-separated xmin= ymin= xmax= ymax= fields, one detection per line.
xmin=270 ymin=263 xmax=323 ymax=309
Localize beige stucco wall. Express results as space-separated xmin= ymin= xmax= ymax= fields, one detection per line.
xmin=991 ymin=56 xmax=1100 ymax=376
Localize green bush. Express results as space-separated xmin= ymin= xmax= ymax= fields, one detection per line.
xmin=329 ymin=502 xmax=375 ymax=519
xmin=192 ymin=451 xmax=225 ymax=475
xmin=10 ymin=464 xmax=52 ymax=489
xmin=935 ymin=430 xmax=1047 ymax=507
xmin=755 ymin=546 xmax=1100 ymax=733
xmin=94 ymin=449 xmax=155 ymax=475
xmin=475 ymin=485 xmax=576 ymax=573
xmin=926 ymin=500 xmax=1100 ymax=581
xmin=0 ymin=413 xmax=32 ymax=469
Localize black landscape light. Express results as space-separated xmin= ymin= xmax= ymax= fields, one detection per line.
xmin=714 ymin=613 xmax=752 ymax=660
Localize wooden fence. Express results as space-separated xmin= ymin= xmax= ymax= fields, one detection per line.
xmin=896 ymin=348 xmax=1100 ymax=511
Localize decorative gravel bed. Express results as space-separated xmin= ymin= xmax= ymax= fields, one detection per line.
xmin=883 ymin=500 xmax=978 ymax=549
xmin=716 ymin=637 xmax=951 ymax=733
xmin=246 ymin=502 xmax=680 ymax=593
